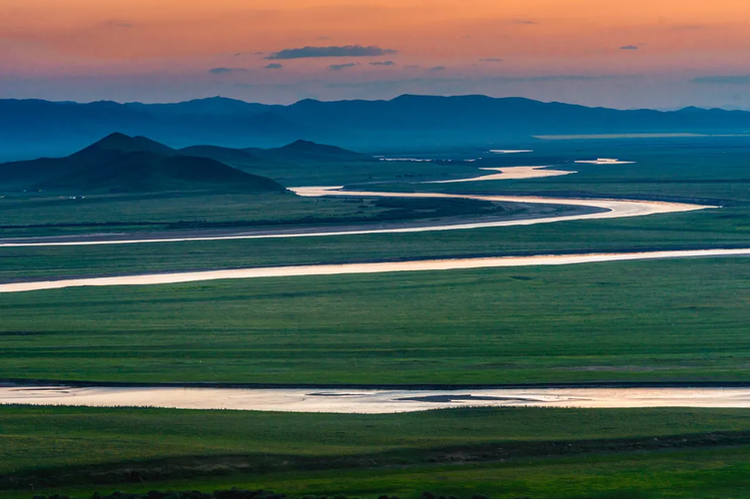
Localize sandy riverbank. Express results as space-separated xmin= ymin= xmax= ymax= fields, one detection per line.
xmin=427 ymin=166 xmax=576 ymax=183
xmin=3 ymin=385 xmax=750 ymax=413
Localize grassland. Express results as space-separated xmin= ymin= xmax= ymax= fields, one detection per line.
xmin=2 ymin=258 xmax=750 ymax=384
xmin=3 ymin=405 xmax=750 ymax=498
xmin=4 ymin=137 xmax=750 ymax=498
xmin=0 ymin=191 xmax=518 ymax=240
xmin=3 ymin=137 xmax=750 ymax=282
xmin=375 ymin=136 xmax=750 ymax=204
xmin=3 ymin=205 xmax=749 ymax=283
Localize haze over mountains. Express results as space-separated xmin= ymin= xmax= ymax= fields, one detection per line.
xmin=3 ymin=95 xmax=750 ymax=160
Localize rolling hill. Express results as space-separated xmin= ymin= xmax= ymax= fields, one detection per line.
xmin=0 ymin=133 xmax=286 ymax=194
xmin=247 ymin=140 xmax=375 ymax=164
xmin=74 ymin=131 xmax=177 ymax=156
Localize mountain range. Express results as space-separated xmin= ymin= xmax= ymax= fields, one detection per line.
xmin=3 ymin=95 xmax=750 ymax=160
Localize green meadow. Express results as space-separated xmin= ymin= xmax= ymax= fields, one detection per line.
xmin=4 ymin=137 xmax=750 ymax=282
xmin=4 ymin=137 xmax=750 ymax=498
xmin=2 ymin=258 xmax=750 ymax=385
xmin=0 ymin=191 xmax=515 ymax=239
xmin=2 ymin=205 xmax=749 ymax=283
xmin=4 ymin=405 xmax=750 ymax=498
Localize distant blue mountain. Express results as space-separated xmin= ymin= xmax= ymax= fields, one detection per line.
xmin=2 ymin=94 xmax=750 ymax=160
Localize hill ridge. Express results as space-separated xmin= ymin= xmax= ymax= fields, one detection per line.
xmin=0 ymin=134 xmax=286 ymax=194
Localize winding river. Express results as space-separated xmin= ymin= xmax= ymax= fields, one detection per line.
xmin=0 ymin=186 xmax=712 ymax=247
xmin=2 ymin=181 xmax=749 ymax=412
xmin=3 ymin=248 xmax=750 ymax=293
xmin=1 ymin=186 xmax=743 ymax=294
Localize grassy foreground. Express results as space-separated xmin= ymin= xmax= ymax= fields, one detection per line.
xmin=3 ymin=405 xmax=750 ymax=498
xmin=2 ymin=258 xmax=750 ymax=384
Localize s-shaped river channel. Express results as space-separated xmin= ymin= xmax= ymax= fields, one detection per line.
xmin=4 ymin=187 xmax=750 ymax=411
xmin=0 ymin=186 xmax=716 ymax=247
xmin=3 ymin=186 xmax=750 ymax=294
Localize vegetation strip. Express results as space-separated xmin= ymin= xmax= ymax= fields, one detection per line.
xmin=9 ymin=380 xmax=750 ymax=389
xmin=5 ymin=431 xmax=750 ymax=490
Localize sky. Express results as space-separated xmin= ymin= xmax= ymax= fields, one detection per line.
xmin=1 ymin=0 xmax=750 ymax=109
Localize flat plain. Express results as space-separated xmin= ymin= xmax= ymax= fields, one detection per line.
xmin=4 ymin=406 xmax=750 ymax=499
xmin=4 ymin=137 xmax=750 ymax=282
xmin=2 ymin=258 xmax=750 ymax=384
xmin=3 ymin=136 xmax=750 ymax=498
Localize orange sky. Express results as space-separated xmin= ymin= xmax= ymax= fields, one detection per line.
xmin=1 ymin=0 xmax=750 ymax=107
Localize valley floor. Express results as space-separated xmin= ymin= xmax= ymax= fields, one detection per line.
xmin=2 ymin=258 xmax=750 ymax=385
xmin=5 ymin=137 xmax=750 ymax=498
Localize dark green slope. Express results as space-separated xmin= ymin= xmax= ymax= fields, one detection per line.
xmin=0 ymin=133 xmax=286 ymax=194
xmin=0 ymin=157 xmax=65 ymax=189
xmin=39 ymin=151 xmax=286 ymax=194
xmin=0 ymin=133 xmax=178 ymax=188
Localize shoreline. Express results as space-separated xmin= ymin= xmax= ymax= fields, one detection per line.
xmin=5 ymin=379 xmax=750 ymax=390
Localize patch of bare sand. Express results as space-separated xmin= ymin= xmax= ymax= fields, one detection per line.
xmin=427 ymin=166 xmax=576 ymax=183
xmin=574 ymin=158 xmax=636 ymax=165
xmin=4 ymin=386 xmax=750 ymax=413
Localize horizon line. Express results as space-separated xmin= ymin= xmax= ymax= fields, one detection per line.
xmin=1 ymin=93 xmax=744 ymax=113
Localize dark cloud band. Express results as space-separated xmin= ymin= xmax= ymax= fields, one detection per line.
xmin=329 ymin=63 xmax=359 ymax=71
xmin=267 ymin=45 xmax=397 ymax=60
xmin=208 ymin=67 xmax=246 ymax=75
